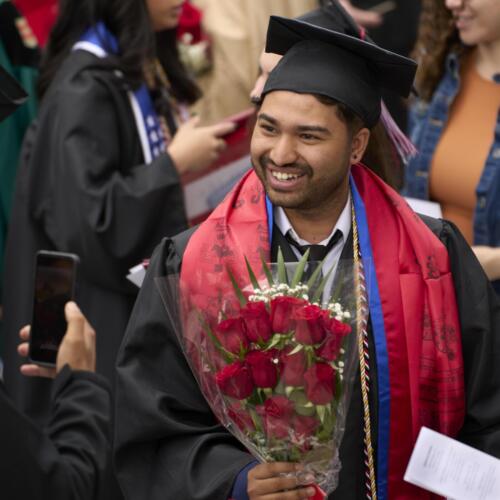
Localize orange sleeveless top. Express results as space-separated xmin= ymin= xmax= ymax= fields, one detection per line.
xmin=429 ymin=52 xmax=500 ymax=244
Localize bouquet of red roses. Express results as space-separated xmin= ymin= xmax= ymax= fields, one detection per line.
xmin=158 ymin=249 xmax=360 ymax=496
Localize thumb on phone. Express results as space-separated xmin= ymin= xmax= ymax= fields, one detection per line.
xmin=56 ymin=302 xmax=96 ymax=374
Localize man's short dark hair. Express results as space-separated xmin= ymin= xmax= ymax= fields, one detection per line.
xmin=313 ymin=94 xmax=365 ymax=134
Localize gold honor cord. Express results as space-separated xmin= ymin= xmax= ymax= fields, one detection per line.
xmin=352 ymin=204 xmax=377 ymax=500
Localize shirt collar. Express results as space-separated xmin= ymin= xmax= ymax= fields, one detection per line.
xmin=273 ymin=193 xmax=352 ymax=247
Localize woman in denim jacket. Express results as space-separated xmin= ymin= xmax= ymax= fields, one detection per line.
xmin=404 ymin=0 xmax=500 ymax=286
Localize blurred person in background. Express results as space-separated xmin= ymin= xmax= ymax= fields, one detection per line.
xmin=2 ymin=302 xmax=111 ymax=500
xmin=190 ymin=0 xmax=317 ymax=124
xmin=1 ymin=61 xmax=109 ymax=494
xmin=2 ymin=0 xmax=234 ymax=487
xmin=0 ymin=0 xmax=38 ymax=349
xmin=342 ymin=0 xmax=422 ymax=130
xmin=189 ymin=0 xmax=420 ymax=132
xmin=404 ymin=0 xmax=500 ymax=289
xmin=247 ymin=0 xmax=422 ymax=132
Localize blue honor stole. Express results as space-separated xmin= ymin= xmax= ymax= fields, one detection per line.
xmin=73 ymin=22 xmax=166 ymax=163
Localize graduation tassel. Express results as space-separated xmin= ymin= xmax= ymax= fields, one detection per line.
xmin=380 ymin=100 xmax=418 ymax=166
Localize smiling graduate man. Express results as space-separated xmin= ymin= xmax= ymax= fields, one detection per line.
xmin=114 ymin=16 xmax=500 ymax=500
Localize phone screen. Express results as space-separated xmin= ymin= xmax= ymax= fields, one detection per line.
xmin=29 ymin=251 xmax=79 ymax=366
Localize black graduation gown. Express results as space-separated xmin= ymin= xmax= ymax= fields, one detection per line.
xmin=0 ymin=366 xmax=112 ymax=500
xmin=115 ymin=216 xmax=500 ymax=500
xmin=2 ymin=49 xmax=188 ymax=426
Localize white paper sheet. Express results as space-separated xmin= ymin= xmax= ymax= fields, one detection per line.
xmin=405 ymin=197 xmax=443 ymax=219
xmin=126 ymin=263 xmax=146 ymax=288
xmin=405 ymin=427 xmax=500 ymax=500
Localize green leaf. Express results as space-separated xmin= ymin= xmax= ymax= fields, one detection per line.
xmin=290 ymin=248 xmax=310 ymax=287
xmin=197 ymin=312 xmax=236 ymax=364
xmin=226 ymin=266 xmax=247 ymax=307
xmin=245 ymin=257 xmax=261 ymax=290
xmin=260 ymin=252 xmax=274 ymax=286
xmin=262 ymin=388 xmax=273 ymax=399
xmin=289 ymin=446 xmax=302 ymax=462
xmin=289 ymin=388 xmax=316 ymax=417
xmin=288 ymin=344 xmax=304 ymax=356
xmin=266 ymin=334 xmax=282 ymax=350
xmin=249 ymin=408 xmax=262 ymax=433
xmin=317 ymin=404 xmax=327 ymax=424
xmin=306 ymin=259 xmax=326 ymax=290
xmin=312 ymin=265 xmax=335 ymax=303
xmin=277 ymin=247 xmax=288 ymax=284
xmin=274 ymin=381 xmax=286 ymax=395
xmin=317 ymin=411 xmax=336 ymax=441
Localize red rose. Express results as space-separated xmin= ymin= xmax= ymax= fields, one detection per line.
xmin=317 ymin=318 xmax=351 ymax=361
xmin=258 ymin=413 xmax=289 ymax=439
xmin=215 ymin=317 xmax=248 ymax=354
xmin=316 ymin=334 xmax=343 ymax=361
xmin=264 ymin=395 xmax=295 ymax=418
xmin=271 ymin=296 xmax=306 ymax=333
xmin=326 ymin=317 xmax=352 ymax=337
xmin=280 ymin=346 xmax=307 ymax=386
xmin=227 ymin=402 xmax=255 ymax=432
xmin=304 ymin=363 xmax=336 ymax=405
xmin=216 ymin=361 xmax=254 ymax=399
xmin=241 ymin=302 xmax=272 ymax=343
xmin=246 ymin=350 xmax=279 ymax=388
xmin=293 ymin=414 xmax=320 ymax=439
xmin=257 ymin=396 xmax=295 ymax=439
xmin=294 ymin=304 xmax=328 ymax=345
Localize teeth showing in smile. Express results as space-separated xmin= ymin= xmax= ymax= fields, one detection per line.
xmin=271 ymin=171 xmax=301 ymax=181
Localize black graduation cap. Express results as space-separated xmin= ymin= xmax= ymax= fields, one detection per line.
xmin=262 ymin=16 xmax=417 ymax=128
xmin=299 ymin=0 xmax=366 ymax=40
xmin=0 ymin=65 xmax=28 ymax=122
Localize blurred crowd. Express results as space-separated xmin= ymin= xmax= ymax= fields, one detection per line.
xmin=0 ymin=1 xmax=499 ymax=499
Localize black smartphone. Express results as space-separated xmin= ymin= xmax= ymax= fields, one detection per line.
xmin=28 ymin=250 xmax=80 ymax=366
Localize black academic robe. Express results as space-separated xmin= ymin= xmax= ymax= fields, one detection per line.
xmin=115 ymin=216 xmax=500 ymax=500
xmin=0 ymin=366 xmax=111 ymax=500
xmin=2 ymin=49 xmax=187 ymax=428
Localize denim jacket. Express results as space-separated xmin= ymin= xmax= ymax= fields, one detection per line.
xmin=404 ymin=52 xmax=500 ymax=246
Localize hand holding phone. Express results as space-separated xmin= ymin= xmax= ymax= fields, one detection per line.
xmin=20 ymin=302 xmax=96 ymax=377
xmin=28 ymin=251 xmax=79 ymax=367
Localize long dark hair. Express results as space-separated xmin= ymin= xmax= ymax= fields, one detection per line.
xmin=38 ymin=0 xmax=200 ymax=103
xmin=412 ymin=0 xmax=465 ymax=102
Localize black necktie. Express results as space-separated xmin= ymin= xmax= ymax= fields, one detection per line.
xmin=285 ymin=229 xmax=343 ymax=282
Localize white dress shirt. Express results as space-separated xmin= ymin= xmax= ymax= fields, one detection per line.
xmin=273 ymin=194 xmax=352 ymax=303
